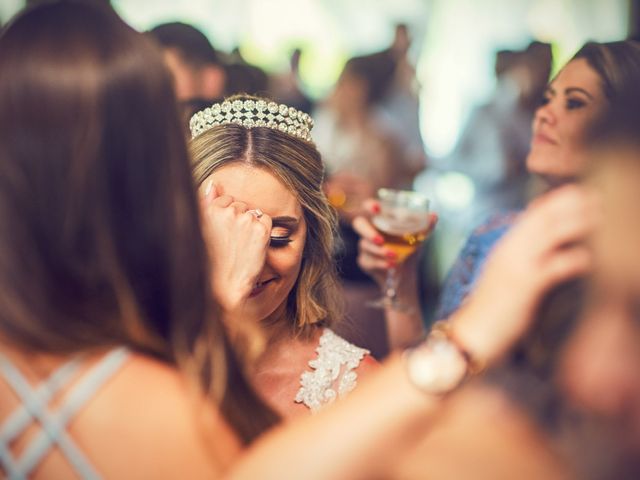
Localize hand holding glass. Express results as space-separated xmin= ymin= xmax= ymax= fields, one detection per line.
xmin=368 ymin=188 xmax=430 ymax=310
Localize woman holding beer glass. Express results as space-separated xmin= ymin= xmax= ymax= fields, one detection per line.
xmin=354 ymin=40 xmax=640 ymax=348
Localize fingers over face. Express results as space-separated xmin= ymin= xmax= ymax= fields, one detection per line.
xmin=210 ymin=194 xmax=234 ymax=208
xmin=228 ymin=200 xmax=249 ymax=215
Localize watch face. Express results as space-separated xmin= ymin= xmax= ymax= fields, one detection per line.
xmin=406 ymin=337 xmax=468 ymax=394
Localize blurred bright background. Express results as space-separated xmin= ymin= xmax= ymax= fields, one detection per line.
xmin=1 ymin=0 xmax=629 ymax=157
xmin=0 ymin=0 xmax=633 ymax=281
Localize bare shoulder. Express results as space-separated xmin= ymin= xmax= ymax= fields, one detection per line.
xmin=355 ymin=353 xmax=379 ymax=379
xmin=75 ymin=352 xmax=241 ymax=480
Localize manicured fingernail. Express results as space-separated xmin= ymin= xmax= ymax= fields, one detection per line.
xmin=374 ymin=235 xmax=384 ymax=245
xmin=372 ymin=203 xmax=381 ymax=214
xmin=204 ymin=179 xmax=213 ymax=197
xmin=386 ymin=251 xmax=397 ymax=260
xmin=387 ymin=260 xmax=396 ymax=268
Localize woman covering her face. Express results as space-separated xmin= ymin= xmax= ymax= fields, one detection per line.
xmin=189 ymin=95 xmax=378 ymax=417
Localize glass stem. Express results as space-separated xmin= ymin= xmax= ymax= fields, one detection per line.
xmin=384 ymin=267 xmax=399 ymax=305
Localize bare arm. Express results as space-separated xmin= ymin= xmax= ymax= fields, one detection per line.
xmin=226 ymin=185 xmax=597 ymax=480
xmin=352 ymin=206 xmax=437 ymax=349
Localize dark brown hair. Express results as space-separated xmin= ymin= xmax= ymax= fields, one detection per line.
xmin=149 ymin=22 xmax=222 ymax=68
xmin=342 ymin=52 xmax=397 ymax=105
xmin=0 ymin=0 xmax=276 ymax=443
xmin=572 ymin=40 xmax=640 ymax=101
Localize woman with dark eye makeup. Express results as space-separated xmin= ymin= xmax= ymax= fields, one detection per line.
xmin=352 ymin=40 xmax=640 ymax=348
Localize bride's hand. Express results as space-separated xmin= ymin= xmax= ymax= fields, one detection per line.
xmin=450 ymin=185 xmax=599 ymax=366
xmin=199 ymin=178 xmax=272 ymax=316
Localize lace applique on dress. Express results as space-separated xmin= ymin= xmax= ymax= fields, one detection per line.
xmin=294 ymin=329 xmax=369 ymax=412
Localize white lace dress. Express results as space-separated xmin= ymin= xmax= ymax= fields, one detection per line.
xmin=294 ymin=329 xmax=370 ymax=412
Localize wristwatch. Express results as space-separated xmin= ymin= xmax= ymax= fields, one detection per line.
xmin=404 ymin=321 xmax=482 ymax=395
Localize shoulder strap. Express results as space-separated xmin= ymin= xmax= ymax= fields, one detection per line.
xmin=0 ymin=356 xmax=83 ymax=477
xmin=0 ymin=348 xmax=128 ymax=479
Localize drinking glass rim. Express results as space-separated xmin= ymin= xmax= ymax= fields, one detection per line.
xmin=377 ymin=188 xmax=430 ymax=209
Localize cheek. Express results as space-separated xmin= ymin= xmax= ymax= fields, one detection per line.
xmin=562 ymin=116 xmax=591 ymax=148
xmin=267 ymin=247 xmax=304 ymax=283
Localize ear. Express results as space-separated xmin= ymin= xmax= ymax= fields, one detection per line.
xmin=201 ymin=66 xmax=225 ymax=99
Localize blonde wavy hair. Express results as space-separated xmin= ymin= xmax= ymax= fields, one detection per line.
xmin=190 ymin=95 xmax=341 ymax=338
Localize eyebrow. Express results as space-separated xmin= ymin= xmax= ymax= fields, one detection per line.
xmin=565 ymin=87 xmax=594 ymax=99
xmin=271 ymin=216 xmax=299 ymax=226
xmin=545 ymin=85 xmax=594 ymax=100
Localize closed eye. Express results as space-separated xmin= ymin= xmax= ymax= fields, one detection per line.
xmin=269 ymin=216 xmax=299 ymax=248
xmin=270 ymin=226 xmax=292 ymax=248
xmin=270 ymin=237 xmax=292 ymax=248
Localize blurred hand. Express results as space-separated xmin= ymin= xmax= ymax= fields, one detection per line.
xmin=199 ymin=178 xmax=272 ymax=317
xmin=352 ymin=198 xmax=438 ymax=288
xmin=451 ymin=184 xmax=599 ymax=365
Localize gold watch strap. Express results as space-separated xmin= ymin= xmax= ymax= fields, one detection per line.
xmin=430 ymin=320 xmax=486 ymax=375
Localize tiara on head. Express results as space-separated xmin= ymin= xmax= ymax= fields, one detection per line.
xmin=189 ymin=97 xmax=314 ymax=142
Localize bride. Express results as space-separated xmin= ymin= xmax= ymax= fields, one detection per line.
xmin=189 ymin=95 xmax=378 ymax=416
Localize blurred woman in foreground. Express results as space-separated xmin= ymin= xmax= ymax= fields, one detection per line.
xmin=0 ymin=2 xmax=595 ymax=479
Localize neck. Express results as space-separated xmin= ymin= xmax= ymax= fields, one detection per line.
xmin=259 ymin=302 xmax=297 ymax=349
xmin=252 ymin=305 xmax=323 ymax=372
xmin=538 ymin=175 xmax=578 ymax=192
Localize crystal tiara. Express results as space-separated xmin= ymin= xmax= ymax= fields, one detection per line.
xmin=189 ymin=97 xmax=314 ymax=142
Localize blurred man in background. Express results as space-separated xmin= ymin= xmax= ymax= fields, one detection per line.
xmin=149 ymin=22 xmax=226 ymax=124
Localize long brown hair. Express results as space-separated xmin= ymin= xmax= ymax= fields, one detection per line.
xmin=191 ymin=95 xmax=342 ymax=339
xmin=0 ymin=1 xmax=276 ymax=443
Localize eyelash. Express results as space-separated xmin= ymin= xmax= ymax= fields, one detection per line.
xmin=269 ymin=236 xmax=292 ymax=248
xmin=566 ymin=98 xmax=586 ymax=110
xmin=539 ymin=96 xmax=587 ymax=110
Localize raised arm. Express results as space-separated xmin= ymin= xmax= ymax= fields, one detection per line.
xmin=227 ymin=185 xmax=597 ymax=479
xmin=352 ymin=201 xmax=437 ymax=349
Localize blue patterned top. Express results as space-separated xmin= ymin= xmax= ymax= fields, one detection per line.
xmin=435 ymin=211 xmax=519 ymax=320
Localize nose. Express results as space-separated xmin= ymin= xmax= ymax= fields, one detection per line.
xmin=533 ymin=99 xmax=557 ymax=129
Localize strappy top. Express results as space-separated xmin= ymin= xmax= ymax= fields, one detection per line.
xmin=294 ymin=329 xmax=369 ymax=412
xmin=0 ymin=348 xmax=129 ymax=479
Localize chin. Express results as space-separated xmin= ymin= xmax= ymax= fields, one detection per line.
xmin=526 ymin=149 xmax=551 ymax=175
xmin=254 ymin=297 xmax=289 ymax=324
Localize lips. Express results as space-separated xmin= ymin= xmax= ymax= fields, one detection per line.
xmin=249 ymin=278 xmax=276 ymax=297
xmin=533 ymin=132 xmax=558 ymax=145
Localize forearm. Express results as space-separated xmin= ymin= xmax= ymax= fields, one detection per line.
xmin=225 ymin=354 xmax=439 ymax=480
xmin=384 ymin=266 xmax=426 ymax=349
